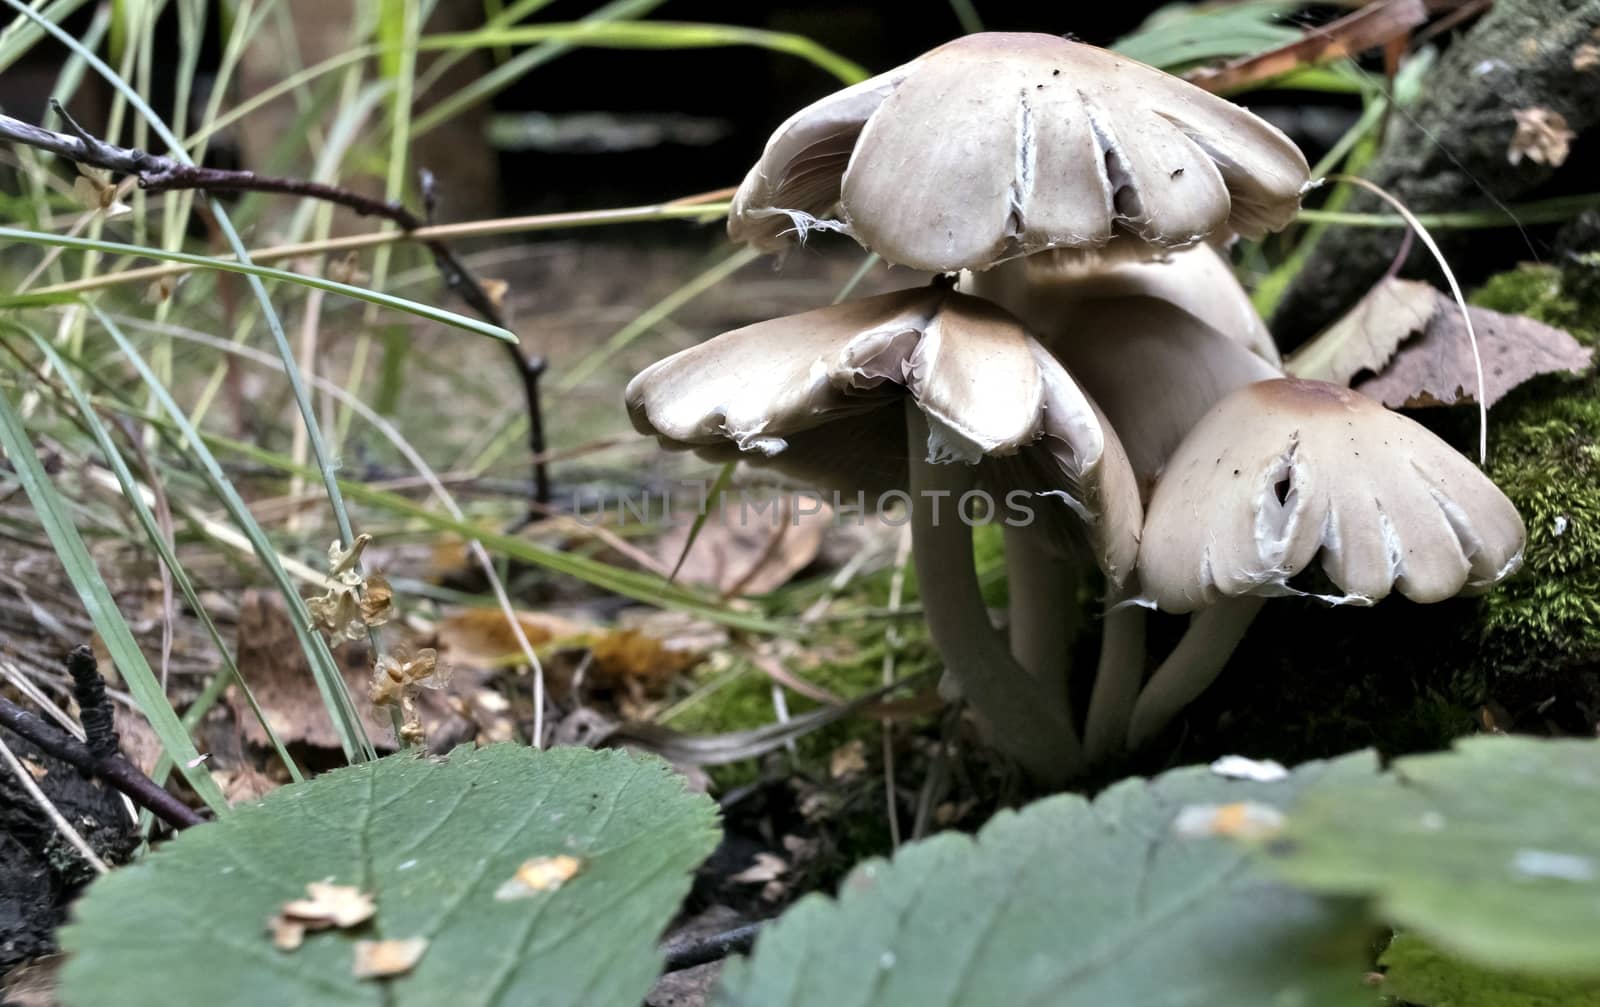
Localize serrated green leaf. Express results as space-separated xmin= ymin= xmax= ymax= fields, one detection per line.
xmin=1380 ymin=934 xmax=1600 ymax=1007
xmin=60 ymin=745 xmax=721 ymax=1007
xmin=1267 ymin=736 xmax=1600 ymax=977
xmin=715 ymin=751 xmax=1381 ymax=1007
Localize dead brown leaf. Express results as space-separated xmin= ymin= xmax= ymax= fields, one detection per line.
xmin=729 ymin=852 xmax=787 ymax=885
xmin=352 ymin=937 xmax=428 ymax=979
xmin=1284 ymin=278 xmax=1440 ymax=386
xmin=1288 ymin=277 xmax=1593 ymax=408
xmin=1356 ymin=297 xmax=1593 ymax=408
xmin=653 ymin=501 xmax=830 ymax=598
xmin=1575 ymin=42 xmax=1600 ymax=71
xmin=1508 ymin=107 xmax=1576 ymax=167
xmin=228 ymin=591 xmax=397 ymax=751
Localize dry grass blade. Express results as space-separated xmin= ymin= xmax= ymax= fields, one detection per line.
xmin=1185 ymin=0 xmax=1428 ymax=94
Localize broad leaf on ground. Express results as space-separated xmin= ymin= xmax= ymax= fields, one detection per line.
xmin=59 ymin=744 xmax=720 ymax=1007
xmin=714 ymin=751 xmax=1380 ymax=1007
xmin=1266 ymin=736 xmax=1600 ymax=976
xmin=1380 ymin=934 xmax=1600 ymax=1007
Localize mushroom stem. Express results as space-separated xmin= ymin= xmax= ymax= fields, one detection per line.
xmin=1082 ymin=598 xmax=1147 ymax=765
xmin=1124 ymin=596 xmax=1266 ymax=750
xmin=1002 ymin=524 xmax=1085 ymax=708
xmin=906 ymin=404 xmax=1084 ymax=784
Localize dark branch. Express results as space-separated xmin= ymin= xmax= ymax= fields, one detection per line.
xmin=0 ymin=693 xmax=205 ymax=830
xmin=659 ymin=922 xmax=763 ymax=973
xmin=3 ymin=104 xmax=551 ymax=509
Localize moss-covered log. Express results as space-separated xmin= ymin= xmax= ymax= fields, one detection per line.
xmin=1271 ymin=0 xmax=1600 ymax=347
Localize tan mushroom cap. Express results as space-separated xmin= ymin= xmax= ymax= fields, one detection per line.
xmin=729 ymin=32 xmax=1309 ymax=272
xmin=1138 ymin=378 xmax=1525 ymax=613
xmin=625 ymin=287 xmax=1142 ymax=585
xmin=968 ymin=242 xmax=1280 ymax=366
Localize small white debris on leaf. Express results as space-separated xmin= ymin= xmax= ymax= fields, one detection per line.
xmin=1209 ymin=755 xmax=1289 ymax=782
xmin=352 ymin=937 xmax=428 ymax=979
xmin=1511 ymin=848 xmax=1597 ymax=882
xmin=494 ymin=855 xmax=584 ymax=901
xmin=185 ymin=753 xmax=210 ymax=769
xmin=1508 ymin=107 xmax=1576 ymax=167
xmin=268 ymin=881 xmax=375 ymax=951
xmin=1173 ymin=801 xmax=1286 ymax=840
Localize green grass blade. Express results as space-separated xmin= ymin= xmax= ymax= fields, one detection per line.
xmin=89 ymin=307 xmax=376 ymax=761
xmin=19 ymin=326 xmax=304 ymax=784
xmin=0 ymin=228 xmax=515 ymax=342
xmin=413 ymin=0 xmax=670 ymax=138
xmin=0 ymin=370 xmax=229 ymax=813
xmin=417 ymin=20 xmax=869 ymax=84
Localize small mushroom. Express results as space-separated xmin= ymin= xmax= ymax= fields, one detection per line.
xmin=627 ymin=286 xmax=1141 ymax=782
xmin=1126 ymin=377 xmax=1525 ymax=748
xmin=730 ymin=32 xmax=1309 ymax=272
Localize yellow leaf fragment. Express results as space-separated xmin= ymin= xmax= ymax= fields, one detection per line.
xmin=1173 ymin=801 xmax=1286 ymax=841
xmin=494 ymin=855 xmax=584 ymax=900
xmin=353 ymin=937 xmax=428 ymax=979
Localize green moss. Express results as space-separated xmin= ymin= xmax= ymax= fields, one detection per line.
xmin=1477 ymin=262 xmax=1600 ymax=674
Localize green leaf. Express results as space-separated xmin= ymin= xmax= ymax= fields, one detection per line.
xmin=1266 ymin=736 xmax=1600 ymax=977
xmin=714 ymin=752 xmax=1380 ymax=1007
xmin=60 ymin=745 xmax=721 ymax=1007
xmin=1380 ymin=934 xmax=1600 ymax=1007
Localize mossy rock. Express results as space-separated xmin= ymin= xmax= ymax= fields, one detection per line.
xmin=1161 ymin=260 xmax=1600 ymax=768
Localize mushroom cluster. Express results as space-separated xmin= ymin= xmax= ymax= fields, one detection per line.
xmin=626 ymin=33 xmax=1526 ymax=785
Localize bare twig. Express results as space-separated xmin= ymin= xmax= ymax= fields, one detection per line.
xmin=0 ymin=103 xmax=551 ymax=509
xmin=0 ymin=693 xmax=205 ymax=829
xmin=659 ymin=922 xmax=763 ymax=973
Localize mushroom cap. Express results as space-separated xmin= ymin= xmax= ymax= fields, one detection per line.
xmin=1138 ymin=378 xmax=1525 ymax=613
xmin=1046 ymin=297 xmax=1282 ymax=494
xmin=967 ymin=242 xmax=1280 ymax=366
xmin=729 ymin=32 xmax=1309 ymax=272
xmin=625 ymin=287 xmax=1143 ymax=584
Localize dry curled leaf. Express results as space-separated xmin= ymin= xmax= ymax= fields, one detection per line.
xmin=326 ymin=252 xmax=369 ymax=286
xmin=1508 ymin=107 xmax=1576 ymax=167
xmin=494 ymin=855 xmax=585 ymax=900
xmin=1356 ymin=295 xmax=1593 ymax=409
xmin=352 ymin=937 xmax=428 ymax=979
xmin=1283 ymin=278 xmax=1438 ymax=386
xmin=72 ymin=165 xmax=130 ymax=218
xmin=1575 ymin=42 xmax=1600 ymax=71
xmin=1290 ymin=278 xmax=1593 ymax=408
xmin=307 ymin=536 xmax=392 ymax=641
xmin=729 ymin=852 xmax=788 ymax=885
